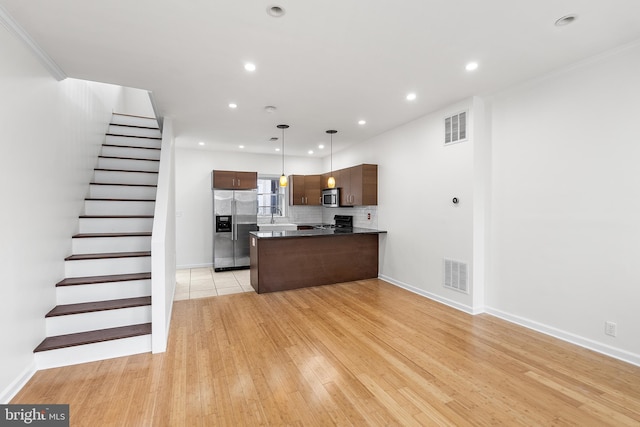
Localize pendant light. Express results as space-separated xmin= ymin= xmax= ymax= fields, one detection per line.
xmin=277 ymin=124 xmax=289 ymax=187
xmin=326 ymin=130 xmax=337 ymax=188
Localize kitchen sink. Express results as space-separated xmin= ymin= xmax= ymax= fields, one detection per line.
xmin=258 ymin=223 xmax=298 ymax=231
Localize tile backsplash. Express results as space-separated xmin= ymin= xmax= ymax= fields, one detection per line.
xmin=259 ymin=205 xmax=379 ymax=229
xmin=323 ymin=206 xmax=378 ymax=229
xmin=288 ymin=205 xmax=323 ymax=224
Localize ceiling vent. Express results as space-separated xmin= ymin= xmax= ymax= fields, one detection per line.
xmin=444 ymin=111 xmax=467 ymax=145
xmin=443 ymin=258 xmax=469 ymax=294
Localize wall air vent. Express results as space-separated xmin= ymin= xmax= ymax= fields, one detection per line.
xmin=444 ymin=111 xmax=467 ymax=145
xmin=443 ymin=258 xmax=469 ymax=294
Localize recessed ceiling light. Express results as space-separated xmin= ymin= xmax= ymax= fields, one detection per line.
xmin=465 ymin=62 xmax=479 ymax=71
xmin=269 ymin=137 xmax=278 ymax=141
xmin=358 ymin=120 xmax=367 ymax=125
xmin=198 ymin=142 xmax=205 ymax=146
xmin=318 ymin=144 xmax=325 ymax=149
xmin=555 ymin=14 xmax=577 ymax=27
xmin=406 ymin=93 xmax=417 ymax=101
xmin=244 ymin=63 xmax=256 ymax=72
xmin=239 ymin=145 xmax=245 ymax=149
xmin=275 ymin=147 xmax=280 ymax=152
xmin=228 ymin=103 xmax=237 ymax=109
xmin=308 ymin=150 xmax=314 ymax=155
xmin=264 ymin=105 xmax=277 ymax=113
xmin=267 ymin=5 xmax=286 ymax=17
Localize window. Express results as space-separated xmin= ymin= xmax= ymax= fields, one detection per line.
xmin=257 ymin=176 xmax=286 ymax=217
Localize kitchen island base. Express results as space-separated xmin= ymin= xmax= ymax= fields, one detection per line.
xmin=250 ymin=233 xmax=379 ymax=293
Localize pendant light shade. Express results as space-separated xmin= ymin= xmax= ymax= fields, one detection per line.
xmin=277 ymin=124 xmax=289 ymax=187
xmin=326 ymin=130 xmax=337 ymax=188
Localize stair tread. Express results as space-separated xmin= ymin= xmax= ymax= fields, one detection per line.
xmin=109 ymin=123 xmax=160 ymax=130
xmin=46 ymin=296 xmax=151 ymax=317
xmin=79 ymin=215 xmax=154 ymax=218
xmin=94 ymin=168 xmax=158 ymax=174
xmin=34 ymin=323 xmax=152 ymax=352
xmin=85 ymin=197 xmax=156 ymax=201
xmin=106 ymin=133 xmax=161 ymax=141
xmin=65 ymin=251 xmax=151 ymax=261
xmin=73 ymin=232 xmax=152 ymax=238
xmin=99 ymin=155 xmax=159 ymax=162
xmin=56 ymin=272 xmax=151 ymax=287
xmin=90 ymin=182 xmax=158 ymax=187
xmin=102 ymin=143 xmax=160 ymax=151
xmin=112 ymin=112 xmax=157 ymax=120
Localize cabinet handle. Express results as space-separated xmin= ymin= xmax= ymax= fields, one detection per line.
xmin=238 ymin=179 xmax=241 ymax=187
xmin=233 ymin=178 xmax=236 ymax=187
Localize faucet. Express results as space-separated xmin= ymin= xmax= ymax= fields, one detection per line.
xmin=270 ymin=207 xmax=282 ymax=224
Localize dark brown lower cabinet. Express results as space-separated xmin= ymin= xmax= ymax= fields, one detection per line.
xmin=250 ymin=233 xmax=379 ymax=293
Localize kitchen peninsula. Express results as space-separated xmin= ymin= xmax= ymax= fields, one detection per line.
xmin=249 ymin=227 xmax=386 ymax=293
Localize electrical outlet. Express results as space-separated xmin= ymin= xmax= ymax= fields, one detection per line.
xmin=605 ymin=321 xmax=617 ymax=337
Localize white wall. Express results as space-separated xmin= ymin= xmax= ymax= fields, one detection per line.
xmin=0 ymin=25 xmax=126 ymax=401
xmin=330 ymin=99 xmax=478 ymax=312
xmin=487 ymin=42 xmax=640 ymax=363
xmin=119 ymin=86 xmax=155 ymax=117
xmin=152 ymin=118 xmax=176 ymax=353
xmin=175 ymin=147 xmax=322 ymax=268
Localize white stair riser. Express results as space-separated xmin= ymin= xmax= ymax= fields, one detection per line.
xmin=94 ymin=170 xmax=158 ymax=186
xmin=84 ymin=200 xmax=155 ymax=216
xmin=101 ymin=145 xmax=161 ymax=160
xmin=108 ymin=125 xmax=161 ymax=138
xmin=72 ymin=236 xmax=151 ymax=254
xmin=89 ymin=184 xmax=157 ymax=200
xmin=105 ymin=134 xmax=161 ymax=149
xmin=65 ymin=256 xmax=151 ymax=277
xmin=46 ymin=306 xmax=151 ymax=336
xmin=111 ymin=115 xmax=158 ymax=128
xmin=35 ymin=334 xmax=152 ymax=370
xmin=56 ymin=279 xmax=151 ymax=305
xmin=98 ymin=157 xmax=159 ymax=172
xmin=79 ymin=217 xmax=153 ymax=233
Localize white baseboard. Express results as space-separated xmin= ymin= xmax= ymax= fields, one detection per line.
xmin=0 ymin=361 xmax=37 ymax=404
xmin=176 ymin=262 xmax=212 ymax=270
xmin=379 ymin=274 xmax=482 ymax=315
xmin=485 ymin=307 xmax=640 ymax=368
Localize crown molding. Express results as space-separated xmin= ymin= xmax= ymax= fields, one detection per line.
xmin=0 ymin=5 xmax=67 ymax=81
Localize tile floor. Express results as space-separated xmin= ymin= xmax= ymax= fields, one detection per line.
xmin=174 ymin=267 xmax=254 ymax=300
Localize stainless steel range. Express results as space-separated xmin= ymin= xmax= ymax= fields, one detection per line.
xmin=314 ymin=215 xmax=353 ymax=230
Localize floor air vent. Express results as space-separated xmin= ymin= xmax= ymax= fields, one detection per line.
xmin=443 ymin=258 xmax=469 ymax=294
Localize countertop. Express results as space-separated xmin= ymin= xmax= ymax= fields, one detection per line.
xmin=250 ymin=227 xmax=387 ymax=239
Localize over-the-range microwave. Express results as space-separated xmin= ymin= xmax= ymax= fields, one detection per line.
xmin=322 ymin=188 xmax=340 ymax=208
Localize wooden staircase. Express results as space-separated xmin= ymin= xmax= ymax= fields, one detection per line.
xmin=34 ymin=113 xmax=161 ymax=369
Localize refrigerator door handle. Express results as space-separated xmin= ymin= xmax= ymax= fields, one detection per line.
xmin=232 ymin=200 xmax=236 ymax=240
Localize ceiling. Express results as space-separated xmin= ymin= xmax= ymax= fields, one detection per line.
xmin=2 ymin=1 xmax=640 ymax=157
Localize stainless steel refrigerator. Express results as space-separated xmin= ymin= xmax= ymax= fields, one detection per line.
xmin=213 ymin=189 xmax=258 ymax=271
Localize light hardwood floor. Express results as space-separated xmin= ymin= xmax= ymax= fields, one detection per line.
xmin=12 ymin=279 xmax=640 ymax=426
